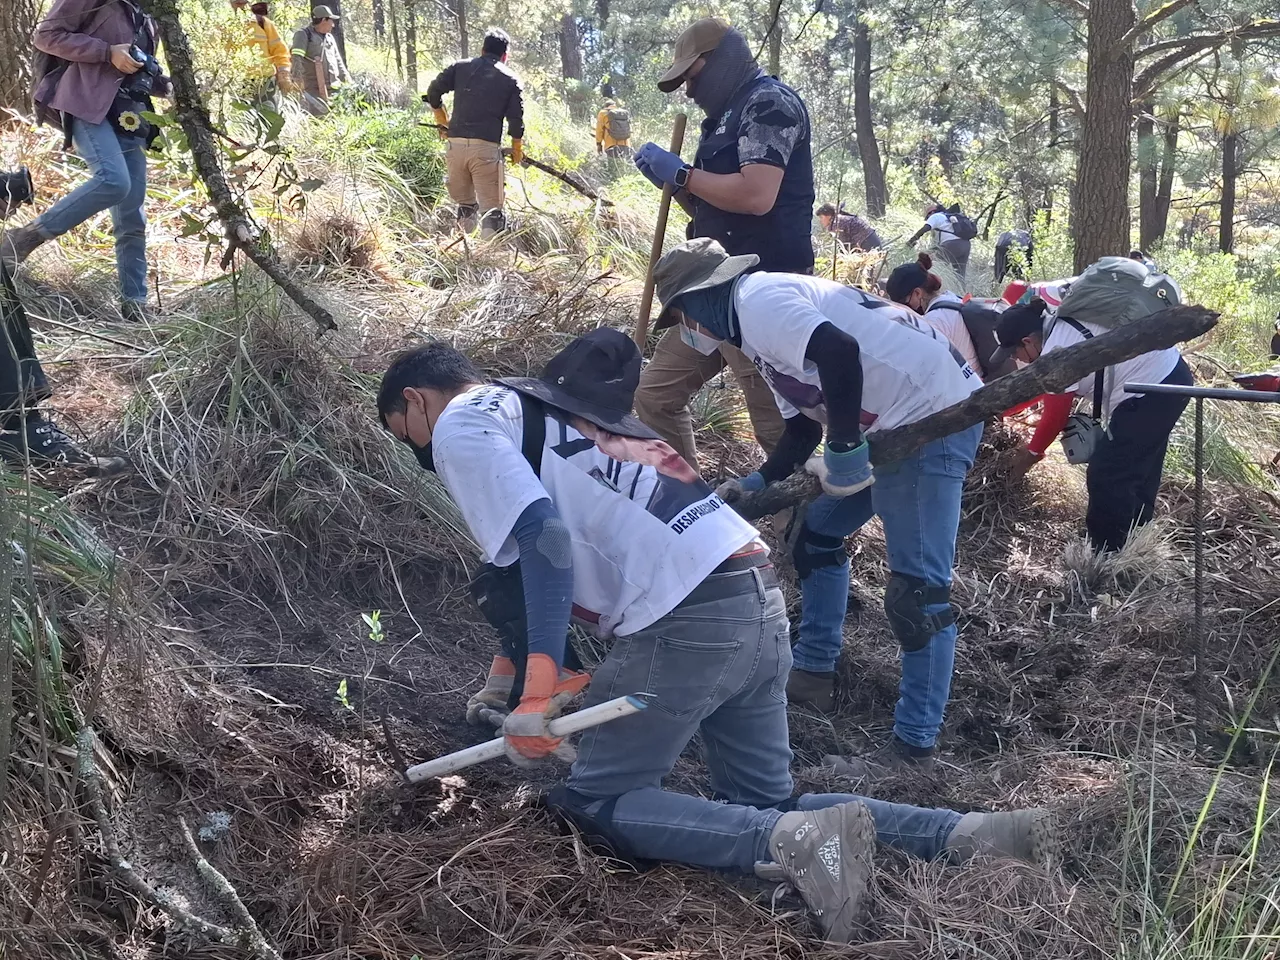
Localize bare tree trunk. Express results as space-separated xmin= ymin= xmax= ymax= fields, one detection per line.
xmin=1137 ymin=102 xmax=1158 ymax=249
xmin=330 ymin=0 xmax=347 ymax=65
xmin=767 ymin=0 xmax=783 ymax=76
xmin=1074 ymin=0 xmax=1136 ymax=271
xmin=1045 ymin=83 xmax=1059 ymax=224
xmin=0 ymin=0 xmax=38 ymax=112
xmin=142 ymin=0 xmax=335 ymax=333
xmin=1155 ymin=107 xmax=1178 ymax=238
xmin=389 ymin=0 xmax=403 ymax=77
xmin=853 ymin=20 xmax=886 ymax=218
xmin=455 ymin=0 xmax=469 ymax=58
xmin=1220 ymin=129 xmax=1238 ymax=253
xmin=404 ymin=0 xmax=418 ymax=92
xmin=558 ymin=14 xmax=582 ymax=80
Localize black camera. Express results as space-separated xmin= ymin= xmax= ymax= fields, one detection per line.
xmin=121 ymin=46 xmax=165 ymax=99
xmin=0 ymin=167 xmax=34 ymax=208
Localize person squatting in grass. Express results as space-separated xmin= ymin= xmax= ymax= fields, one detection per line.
xmin=653 ymin=238 xmax=983 ymax=777
xmin=375 ymin=329 xmax=1054 ymax=943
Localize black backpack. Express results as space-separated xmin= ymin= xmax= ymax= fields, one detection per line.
xmin=948 ymin=210 xmax=979 ymax=241
xmin=31 ymin=0 xmax=116 ymax=133
xmin=927 ymin=299 xmax=1015 ymax=379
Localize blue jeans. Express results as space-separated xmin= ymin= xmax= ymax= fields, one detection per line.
xmin=554 ymin=565 xmax=961 ymax=873
xmin=33 ymin=117 xmax=148 ymax=303
xmin=791 ymin=423 xmax=983 ymax=749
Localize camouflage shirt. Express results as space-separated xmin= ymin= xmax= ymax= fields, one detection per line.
xmin=735 ymin=82 xmax=810 ymax=170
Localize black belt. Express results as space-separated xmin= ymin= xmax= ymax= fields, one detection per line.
xmin=676 ymin=552 xmax=777 ymax=609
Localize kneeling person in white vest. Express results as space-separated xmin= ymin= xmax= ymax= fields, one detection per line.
xmin=376 ymin=329 xmax=1054 ymax=943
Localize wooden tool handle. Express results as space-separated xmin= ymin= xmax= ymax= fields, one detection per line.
xmin=634 ymin=112 xmax=689 ymax=347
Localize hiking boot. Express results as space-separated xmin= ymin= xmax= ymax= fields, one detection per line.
xmin=755 ymin=801 xmax=877 ymax=942
xmin=0 ymin=224 xmax=48 ymax=270
xmin=120 ymin=300 xmax=154 ymax=324
xmin=0 ymin=415 xmax=129 ymax=475
xmin=823 ymin=736 xmax=936 ymax=779
xmin=943 ymin=808 xmax=1058 ymax=867
xmin=786 ymin=668 xmax=835 ymax=712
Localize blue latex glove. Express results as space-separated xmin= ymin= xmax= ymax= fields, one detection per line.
xmin=806 ymin=441 xmax=873 ymax=497
xmin=715 ymin=470 xmax=765 ymax=504
xmin=634 ymin=149 xmax=664 ymax=190
xmin=635 ymin=141 xmax=686 ymax=188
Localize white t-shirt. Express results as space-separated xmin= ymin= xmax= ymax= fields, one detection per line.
xmin=431 ymin=384 xmax=760 ymax=638
xmin=733 ymin=273 xmax=982 ymax=433
xmin=1044 ymin=318 xmax=1181 ymax=419
xmin=926 ymin=211 xmax=959 ymax=243
xmin=921 ymin=292 xmax=981 ymax=373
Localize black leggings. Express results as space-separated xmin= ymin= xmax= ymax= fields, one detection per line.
xmin=0 ymin=262 xmax=50 ymax=427
xmin=1085 ymin=358 xmax=1193 ymax=552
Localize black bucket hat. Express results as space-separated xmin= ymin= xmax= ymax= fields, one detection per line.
xmin=498 ymin=328 xmax=660 ymax=440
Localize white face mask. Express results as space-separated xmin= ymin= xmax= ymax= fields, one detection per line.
xmin=679 ymin=322 xmax=721 ymax=356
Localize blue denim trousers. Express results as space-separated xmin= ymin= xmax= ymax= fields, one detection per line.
xmin=791 ymin=423 xmax=983 ymax=748
xmin=33 ymin=117 xmax=149 ymax=303
xmin=556 ymin=565 xmax=961 ymax=873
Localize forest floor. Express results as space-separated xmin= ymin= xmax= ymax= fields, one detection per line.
xmin=3 ymin=110 xmax=1280 ymax=960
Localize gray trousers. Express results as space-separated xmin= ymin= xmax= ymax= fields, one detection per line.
xmin=555 ymin=565 xmax=961 ymax=873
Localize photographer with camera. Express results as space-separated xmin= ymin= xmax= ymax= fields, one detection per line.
xmin=1 ymin=0 xmax=170 ymax=324
xmin=0 ymin=170 xmax=126 ymax=473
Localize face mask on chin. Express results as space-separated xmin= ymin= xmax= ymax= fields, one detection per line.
xmin=679 ymin=323 xmax=722 ymax=356
xmin=409 ymin=439 xmax=435 ymax=471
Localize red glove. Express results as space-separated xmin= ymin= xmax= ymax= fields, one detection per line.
xmin=502 ymin=653 xmax=590 ymax=765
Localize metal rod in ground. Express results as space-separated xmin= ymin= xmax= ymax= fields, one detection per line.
xmin=404 ymin=695 xmax=649 ymax=782
xmin=1194 ymin=396 xmax=1204 ymax=751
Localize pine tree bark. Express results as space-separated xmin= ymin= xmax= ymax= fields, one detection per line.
xmin=767 ymin=0 xmax=783 ymax=76
xmin=1073 ymin=0 xmax=1136 ymax=271
xmin=1155 ymin=109 xmax=1178 ymax=239
xmin=853 ymin=20 xmax=886 ymax=218
xmin=455 ymin=0 xmax=469 ymax=58
xmin=330 ymin=0 xmax=347 ymax=65
xmin=1137 ymin=103 xmax=1158 ymax=248
xmin=1219 ymin=130 xmax=1238 ymax=253
xmin=389 ymin=0 xmax=403 ymax=77
xmin=404 ymin=0 xmax=418 ymax=91
xmin=558 ymin=14 xmax=583 ymax=80
xmin=141 ymin=0 xmax=335 ymax=333
xmin=0 ymin=0 xmax=38 ymax=112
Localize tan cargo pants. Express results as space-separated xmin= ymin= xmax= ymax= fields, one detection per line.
xmin=445 ymin=138 xmax=505 ymax=224
xmin=634 ymin=326 xmax=786 ymax=467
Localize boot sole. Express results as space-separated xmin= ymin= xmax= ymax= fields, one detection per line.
xmin=819 ymin=801 xmax=877 ymax=942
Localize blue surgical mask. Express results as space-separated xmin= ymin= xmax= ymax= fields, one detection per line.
xmin=679 ymin=322 xmax=721 ymax=356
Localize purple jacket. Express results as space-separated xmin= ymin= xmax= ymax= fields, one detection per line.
xmin=33 ymin=0 xmax=162 ymax=127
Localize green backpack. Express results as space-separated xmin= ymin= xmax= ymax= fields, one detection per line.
xmin=1055 ymin=256 xmax=1182 ymax=329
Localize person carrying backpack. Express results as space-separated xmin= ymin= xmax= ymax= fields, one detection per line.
xmin=990 ymin=259 xmax=1194 ymax=552
xmin=376 ymin=328 xmax=1054 ymax=943
xmin=2 ymin=0 xmax=170 ymax=323
xmin=290 ymin=5 xmax=351 ymax=109
xmin=994 ymin=228 xmax=1033 ymax=283
xmin=885 ymin=253 xmax=1015 ymax=380
xmin=908 ymin=203 xmax=976 ymax=290
xmin=595 ymin=98 xmax=632 ymax=160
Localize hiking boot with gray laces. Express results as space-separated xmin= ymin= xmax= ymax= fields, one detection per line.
xmin=0 ymin=415 xmax=128 ymax=476
xmin=944 ymin=808 xmax=1058 ymax=867
xmin=0 ymin=225 xmax=48 ymax=270
xmin=754 ymin=800 xmax=877 ymax=942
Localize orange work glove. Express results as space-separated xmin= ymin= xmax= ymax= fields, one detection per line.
xmin=502 ymin=653 xmax=590 ymax=766
xmin=509 ymin=138 xmax=524 ymax=165
xmin=433 ymin=107 xmax=449 ymax=138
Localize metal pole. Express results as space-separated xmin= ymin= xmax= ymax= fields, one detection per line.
xmin=1193 ymin=396 xmax=1204 ymax=751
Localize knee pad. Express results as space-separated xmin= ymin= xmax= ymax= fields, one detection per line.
xmin=884 ymin=573 xmax=955 ymax=652
xmin=546 ymin=786 xmax=652 ymax=870
xmin=791 ymin=522 xmax=847 ymax=581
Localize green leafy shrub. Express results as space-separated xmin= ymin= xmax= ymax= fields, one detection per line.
xmin=364 ymin=117 xmax=445 ymax=203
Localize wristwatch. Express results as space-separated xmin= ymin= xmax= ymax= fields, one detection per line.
xmin=673 ymin=164 xmax=692 ymax=189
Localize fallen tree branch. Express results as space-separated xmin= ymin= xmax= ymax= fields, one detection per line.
xmin=177 ymin=818 xmax=283 ymax=960
xmin=728 ymin=304 xmax=1220 ymax=520
xmin=145 ymin=0 xmax=336 ymax=334
xmin=77 ymin=728 xmax=284 ymax=959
